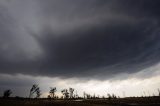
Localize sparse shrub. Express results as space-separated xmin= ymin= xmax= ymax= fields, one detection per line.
xmin=3 ymin=89 xmax=12 ymax=98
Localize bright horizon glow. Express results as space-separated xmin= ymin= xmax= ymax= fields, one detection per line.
xmin=40 ymin=75 xmax=160 ymax=98
xmin=1 ymin=58 xmax=160 ymax=98
xmin=1 ymin=66 xmax=160 ymax=98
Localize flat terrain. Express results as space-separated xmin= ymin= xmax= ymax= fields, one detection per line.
xmin=0 ymin=97 xmax=160 ymax=106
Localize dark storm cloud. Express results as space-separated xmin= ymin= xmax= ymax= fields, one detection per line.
xmin=0 ymin=0 xmax=160 ymax=79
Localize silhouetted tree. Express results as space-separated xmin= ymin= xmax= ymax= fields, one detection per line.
xmin=112 ymin=94 xmax=117 ymax=99
xmin=69 ymin=88 xmax=74 ymax=98
xmin=93 ymin=93 xmax=96 ymax=99
xmin=102 ymin=96 xmax=105 ymax=99
xmin=86 ymin=93 xmax=91 ymax=99
xmin=83 ymin=92 xmax=86 ymax=99
xmin=61 ymin=89 xmax=69 ymax=99
xmin=29 ymin=84 xmax=41 ymax=98
xmin=3 ymin=89 xmax=12 ymax=98
xmin=36 ymin=87 xmax=41 ymax=98
xmin=83 ymin=92 xmax=91 ymax=99
xmin=48 ymin=95 xmax=51 ymax=99
xmin=83 ymin=92 xmax=93 ymax=99
xmin=49 ymin=87 xmax=57 ymax=99
xmin=107 ymin=93 xmax=112 ymax=100
xmin=158 ymin=88 xmax=160 ymax=96
xmin=75 ymin=90 xmax=78 ymax=99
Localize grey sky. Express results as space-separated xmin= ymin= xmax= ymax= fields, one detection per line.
xmin=0 ymin=0 xmax=160 ymax=97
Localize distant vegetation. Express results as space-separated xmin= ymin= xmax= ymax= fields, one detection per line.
xmin=3 ymin=89 xmax=12 ymax=98
xmin=1 ymin=83 xmax=160 ymax=100
xmin=29 ymin=84 xmax=41 ymax=98
xmin=1 ymin=84 xmax=160 ymax=106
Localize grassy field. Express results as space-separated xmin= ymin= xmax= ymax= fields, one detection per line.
xmin=0 ymin=97 xmax=160 ymax=106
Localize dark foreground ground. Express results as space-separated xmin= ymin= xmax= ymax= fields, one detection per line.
xmin=0 ymin=97 xmax=160 ymax=106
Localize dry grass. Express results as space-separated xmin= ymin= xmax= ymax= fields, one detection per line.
xmin=0 ymin=97 xmax=160 ymax=106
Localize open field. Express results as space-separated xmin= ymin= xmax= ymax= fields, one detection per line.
xmin=0 ymin=97 xmax=160 ymax=106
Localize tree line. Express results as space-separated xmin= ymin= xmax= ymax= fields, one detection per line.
xmin=2 ymin=84 xmax=116 ymax=99
xmin=2 ymin=84 xmax=160 ymax=99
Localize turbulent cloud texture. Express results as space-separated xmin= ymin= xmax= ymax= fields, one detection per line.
xmin=0 ymin=0 xmax=160 ymax=79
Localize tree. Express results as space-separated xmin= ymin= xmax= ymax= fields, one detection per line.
xmin=112 ymin=94 xmax=117 ymax=99
xmin=3 ymin=89 xmax=12 ymax=98
xmin=83 ymin=92 xmax=91 ymax=99
xmin=49 ymin=87 xmax=57 ymax=99
xmin=48 ymin=95 xmax=51 ymax=99
xmin=107 ymin=93 xmax=112 ymax=100
xmin=83 ymin=92 xmax=86 ymax=99
xmin=29 ymin=84 xmax=41 ymax=98
xmin=75 ymin=90 xmax=78 ymax=99
xmin=158 ymin=88 xmax=160 ymax=96
xmin=36 ymin=87 xmax=41 ymax=98
xmin=86 ymin=94 xmax=91 ymax=99
xmin=61 ymin=89 xmax=69 ymax=99
xmin=69 ymin=88 xmax=74 ymax=99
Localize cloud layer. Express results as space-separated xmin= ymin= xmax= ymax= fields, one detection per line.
xmin=0 ymin=0 xmax=160 ymax=79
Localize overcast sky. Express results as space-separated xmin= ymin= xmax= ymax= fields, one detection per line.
xmin=0 ymin=0 xmax=160 ymax=97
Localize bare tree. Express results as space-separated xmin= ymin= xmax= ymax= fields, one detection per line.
xmin=49 ymin=87 xmax=57 ymax=99
xmin=86 ymin=94 xmax=91 ymax=99
xmin=83 ymin=92 xmax=86 ymax=99
xmin=36 ymin=87 xmax=41 ymax=98
xmin=3 ymin=89 xmax=12 ymax=98
xmin=112 ymin=94 xmax=117 ymax=99
xmin=83 ymin=92 xmax=91 ymax=99
xmin=61 ymin=89 xmax=69 ymax=99
xmin=69 ymin=88 xmax=74 ymax=99
xmin=75 ymin=90 xmax=78 ymax=99
xmin=157 ymin=88 xmax=160 ymax=96
xmin=107 ymin=93 xmax=112 ymax=100
xmin=29 ymin=84 xmax=41 ymax=98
